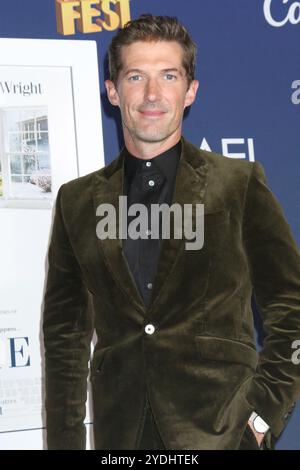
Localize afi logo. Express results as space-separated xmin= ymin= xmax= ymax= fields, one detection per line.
xmin=264 ymin=0 xmax=300 ymax=27
xmin=201 ymin=138 xmax=256 ymax=162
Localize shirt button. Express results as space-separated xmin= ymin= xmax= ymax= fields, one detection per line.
xmin=147 ymin=283 xmax=153 ymax=290
xmin=145 ymin=324 xmax=155 ymax=335
xmin=148 ymin=180 xmax=155 ymax=187
xmin=146 ymin=161 xmax=151 ymax=167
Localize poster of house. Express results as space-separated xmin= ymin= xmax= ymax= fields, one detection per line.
xmin=0 ymin=106 xmax=52 ymax=203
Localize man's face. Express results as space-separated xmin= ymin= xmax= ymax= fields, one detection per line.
xmin=105 ymin=40 xmax=199 ymax=146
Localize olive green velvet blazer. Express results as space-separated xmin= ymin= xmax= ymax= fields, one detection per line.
xmin=43 ymin=136 xmax=300 ymax=449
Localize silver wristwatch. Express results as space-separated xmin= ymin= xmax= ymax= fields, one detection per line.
xmin=249 ymin=411 xmax=270 ymax=433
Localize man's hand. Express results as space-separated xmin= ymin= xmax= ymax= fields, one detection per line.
xmin=247 ymin=419 xmax=265 ymax=448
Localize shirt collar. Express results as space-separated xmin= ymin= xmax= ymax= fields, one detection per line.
xmin=124 ymin=139 xmax=182 ymax=186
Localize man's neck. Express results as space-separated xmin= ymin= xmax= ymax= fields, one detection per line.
xmin=124 ymin=130 xmax=182 ymax=160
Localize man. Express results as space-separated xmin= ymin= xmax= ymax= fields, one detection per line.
xmin=43 ymin=14 xmax=300 ymax=450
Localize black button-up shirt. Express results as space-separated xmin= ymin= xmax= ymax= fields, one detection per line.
xmin=122 ymin=140 xmax=181 ymax=308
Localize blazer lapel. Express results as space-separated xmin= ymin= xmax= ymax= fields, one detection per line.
xmin=92 ymin=146 xmax=146 ymax=315
xmin=92 ymin=137 xmax=209 ymax=316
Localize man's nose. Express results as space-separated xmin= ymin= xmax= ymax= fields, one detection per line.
xmin=144 ymin=78 xmax=161 ymax=102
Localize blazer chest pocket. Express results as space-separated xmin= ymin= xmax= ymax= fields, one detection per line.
xmin=90 ymin=345 xmax=111 ymax=380
xmin=195 ymin=335 xmax=258 ymax=371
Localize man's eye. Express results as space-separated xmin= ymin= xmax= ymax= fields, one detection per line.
xmin=164 ymin=74 xmax=177 ymax=81
xmin=129 ymin=75 xmax=142 ymax=81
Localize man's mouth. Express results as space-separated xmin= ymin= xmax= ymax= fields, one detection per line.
xmin=139 ymin=110 xmax=166 ymax=118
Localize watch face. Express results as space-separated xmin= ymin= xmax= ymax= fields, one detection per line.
xmin=253 ymin=416 xmax=269 ymax=433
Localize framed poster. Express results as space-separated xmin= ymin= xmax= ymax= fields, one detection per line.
xmin=0 ymin=66 xmax=76 ymax=209
xmin=0 ymin=38 xmax=104 ymax=448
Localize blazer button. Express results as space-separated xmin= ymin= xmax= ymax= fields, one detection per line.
xmin=145 ymin=324 xmax=155 ymax=335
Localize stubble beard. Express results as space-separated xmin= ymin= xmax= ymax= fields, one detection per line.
xmin=123 ymin=114 xmax=180 ymax=145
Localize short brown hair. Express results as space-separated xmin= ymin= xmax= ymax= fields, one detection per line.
xmin=108 ymin=14 xmax=197 ymax=86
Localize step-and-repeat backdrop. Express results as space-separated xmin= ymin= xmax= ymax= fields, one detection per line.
xmin=0 ymin=0 xmax=299 ymax=450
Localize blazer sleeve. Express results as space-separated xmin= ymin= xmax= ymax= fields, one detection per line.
xmin=242 ymin=161 xmax=300 ymax=438
xmin=42 ymin=184 xmax=94 ymax=449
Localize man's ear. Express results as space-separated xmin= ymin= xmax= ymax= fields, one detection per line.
xmin=105 ymin=79 xmax=120 ymax=107
xmin=184 ymin=79 xmax=199 ymax=108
